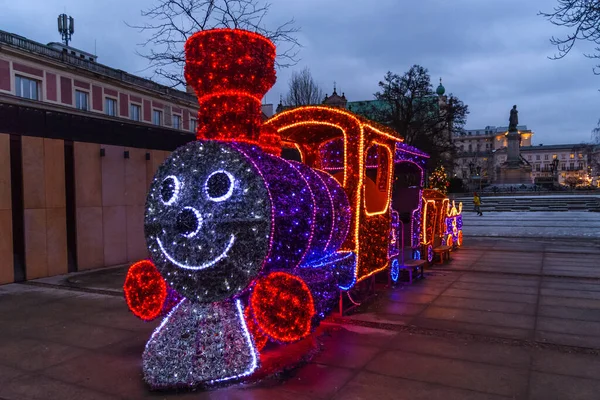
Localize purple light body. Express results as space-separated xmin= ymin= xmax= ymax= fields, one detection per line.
xmin=233 ymin=144 xmax=351 ymax=271
xmin=161 ymin=286 xmax=184 ymax=316
xmin=315 ymin=169 xmax=351 ymax=254
xmin=320 ymin=138 xmax=344 ymax=170
xmin=393 ymin=143 xmax=428 ymax=250
xmin=288 ymin=161 xmax=333 ymax=263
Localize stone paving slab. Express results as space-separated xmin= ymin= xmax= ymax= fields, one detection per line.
xmin=462 ymin=212 xmax=600 ymax=239
xmin=528 ymin=372 xmax=600 ymax=400
xmin=333 ymin=371 xmax=509 ymax=400
xmin=389 ymin=331 xmax=531 ymax=369
xmin=1 ymin=237 xmax=600 ymax=399
xmin=365 ymin=350 xmax=528 ymax=398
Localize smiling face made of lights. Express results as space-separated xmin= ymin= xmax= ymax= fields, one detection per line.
xmin=144 ymin=140 xmax=271 ymax=303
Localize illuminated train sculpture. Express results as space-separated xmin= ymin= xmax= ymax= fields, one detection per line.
xmin=419 ymin=189 xmax=463 ymax=263
xmin=124 ymin=29 xmax=356 ymax=388
xmin=123 ymin=28 xmax=461 ymax=389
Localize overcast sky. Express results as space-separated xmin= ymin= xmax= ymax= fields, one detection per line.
xmin=1 ymin=0 xmax=598 ymax=144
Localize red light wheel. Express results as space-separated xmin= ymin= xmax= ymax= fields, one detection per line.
xmin=124 ymin=260 xmax=167 ymax=321
xmin=250 ymin=272 xmax=315 ymax=343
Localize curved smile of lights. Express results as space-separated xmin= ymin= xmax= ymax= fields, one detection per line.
xmin=156 ymin=234 xmax=235 ymax=270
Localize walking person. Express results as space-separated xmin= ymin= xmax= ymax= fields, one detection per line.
xmin=473 ymin=192 xmax=483 ymax=216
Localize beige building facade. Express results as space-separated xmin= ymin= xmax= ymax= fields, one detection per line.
xmin=454 ymin=124 xmax=599 ymax=187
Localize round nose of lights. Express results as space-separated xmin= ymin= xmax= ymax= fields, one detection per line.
xmin=175 ymin=207 xmax=203 ymax=238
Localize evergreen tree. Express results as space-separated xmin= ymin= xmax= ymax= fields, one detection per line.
xmin=428 ymin=165 xmax=449 ymax=194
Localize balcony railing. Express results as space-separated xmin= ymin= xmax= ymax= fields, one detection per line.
xmin=0 ymin=30 xmax=196 ymax=104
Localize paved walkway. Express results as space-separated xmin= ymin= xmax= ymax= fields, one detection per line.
xmin=462 ymin=211 xmax=600 ymax=241
xmin=1 ymin=236 xmax=600 ymax=399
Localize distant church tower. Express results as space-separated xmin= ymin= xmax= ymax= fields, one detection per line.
xmin=275 ymin=94 xmax=285 ymax=114
xmin=322 ymin=82 xmax=347 ymax=108
xmin=436 ymin=77 xmax=448 ymax=106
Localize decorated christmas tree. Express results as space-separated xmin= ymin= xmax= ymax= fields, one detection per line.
xmin=429 ymin=165 xmax=449 ymax=194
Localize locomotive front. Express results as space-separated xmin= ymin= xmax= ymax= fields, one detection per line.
xmin=124 ymin=28 xmax=355 ymax=389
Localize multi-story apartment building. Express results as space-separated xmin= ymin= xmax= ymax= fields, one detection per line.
xmin=512 ymin=144 xmax=595 ymax=186
xmin=453 ymin=122 xmax=599 ymax=187
xmin=453 ymin=125 xmax=533 ymax=186
xmin=0 ymin=30 xmax=201 ymax=132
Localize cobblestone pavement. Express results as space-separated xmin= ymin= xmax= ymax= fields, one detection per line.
xmin=1 ymin=236 xmax=600 ymax=399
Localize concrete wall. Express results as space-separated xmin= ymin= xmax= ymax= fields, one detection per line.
xmin=21 ymin=136 xmax=68 ymax=279
xmin=0 ymin=134 xmax=13 ymax=284
xmin=74 ymin=142 xmax=168 ymax=271
xmin=0 ymin=134 xmax=170 ymax=282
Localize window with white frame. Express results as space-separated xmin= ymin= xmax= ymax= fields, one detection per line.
xmin=130 ymin=104 xmax=141 ymax=121
xmin=105 ymin=97 xmax=117 ymax=117
xmin=15 ymin=75 xmax=41 ymax=100
xmin=75 ymin=90 xmax=89 ymax=111
xmin=172 ymin=114 xmax=182 ymax=129
xmin=190 ymin=118 xmax=197 ymax=132
xmin=153 ymin=110 xmax=162 ymax=126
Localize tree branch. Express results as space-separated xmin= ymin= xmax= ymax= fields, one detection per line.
xmin=127 ymin=0 xmax=300 ymax=89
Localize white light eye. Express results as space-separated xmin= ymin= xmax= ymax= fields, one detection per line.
xmin=160 ymin=175 xmax=181 ymax=205
xmin=205 ymin=170 xmax=235 ymax=202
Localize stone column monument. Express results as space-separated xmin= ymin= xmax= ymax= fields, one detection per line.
xmin=499 ymin=105 xmax=532 ymax=184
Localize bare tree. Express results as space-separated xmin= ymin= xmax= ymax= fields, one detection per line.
xmin=539 ymin=1 xmax=600 ymax=73
xmin=283 ymin=67 xmax=324 ymax=106
xmin=593 ymin=122 xmax=600 ymax=144
xmin=128 ymin=0 xmax=300 ymax=88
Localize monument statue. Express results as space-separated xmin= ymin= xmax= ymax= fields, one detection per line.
xmin=499 ymin=103 xmax=531 ymax=184
xmin=508 ymin=105 xmax=518 ymax=132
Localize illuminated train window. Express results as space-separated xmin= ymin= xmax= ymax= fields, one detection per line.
xmin=364 ymin=144 xmax=390 ymax=214
xmin=280 ymin=147 xmax=302 ymax=162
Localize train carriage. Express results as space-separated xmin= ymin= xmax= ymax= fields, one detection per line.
xmin=264 ymin=106 xmax=401 ymax=286
xmin=264 ymin=108 xmax=433 ymax=307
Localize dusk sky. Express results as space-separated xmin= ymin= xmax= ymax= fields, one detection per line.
xmin=2 ymin=0 xmax=599 ymax=145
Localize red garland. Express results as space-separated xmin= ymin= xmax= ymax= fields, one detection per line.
xmin=250 ymin=272 xmax=315 ymax=343
xmin=244 ymin=304 xmax=268 ymax=351
xmin=184 ymin=28 xmax=279 ymax=152
xmin=124 ymin=260 xmax=167 ymax=321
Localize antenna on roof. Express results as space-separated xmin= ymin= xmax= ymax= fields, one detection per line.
xmin=58 ymin=14 xmax=74 ymax=46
